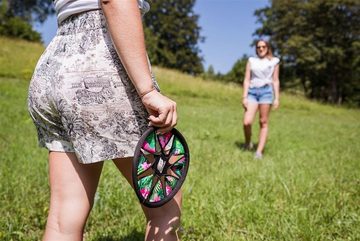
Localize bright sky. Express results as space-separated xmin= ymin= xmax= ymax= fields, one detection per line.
xmin=34 ymin=0 xmax=269 ymax=74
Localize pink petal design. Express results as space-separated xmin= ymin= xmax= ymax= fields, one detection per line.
xmin=142 ymin=141 xmax=155 ymax=154
xmin=140 ymin=188 xmax=150 ymax=198
xmin=177 ymin=157 xmax=185 ymax=164
xmin=166 ymin=185 xmax=172 ymax=195
xmin=141 ymin=162 xmax=152 ymax=170
xmin=164 ymin=135 xmax=174 ymax=153
xmin=158 ymin=132 xmax=172 ymax=148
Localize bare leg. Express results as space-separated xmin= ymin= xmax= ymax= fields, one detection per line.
xmin=256 ymin=104 xmax=272 ymax=155
xmin=113 ymin=157 xmax=181 ymax=241
xmin=43 ymin=152 xmax=103 ymax=241
xmin=243 ymin=102 xmax=259 ymax=147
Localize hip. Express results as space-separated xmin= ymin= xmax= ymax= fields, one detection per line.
xmin=28 ymin=9 xmax=158 ymax=122
xmin=248 ymin=84 xmax=273 ymax=94
xmin=247 ymin=84 xmax=273 ymax=104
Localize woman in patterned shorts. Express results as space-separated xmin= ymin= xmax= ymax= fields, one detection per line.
xmin=28 ymin=0 xmax=180 ymax=240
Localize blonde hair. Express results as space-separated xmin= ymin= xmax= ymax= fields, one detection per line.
xmin=255 ymin=40 xmax=273 ymax=59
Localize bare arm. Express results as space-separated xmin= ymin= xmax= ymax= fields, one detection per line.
xmin=101 ymin=0 xmax=152 ymax=95
xmin=272 ymin=64 xmax=280 ymax=109
xmin=101 ymin=0 xmax=176 ymax=132
xmin=242 ymin=61 xmax=251 ymax=109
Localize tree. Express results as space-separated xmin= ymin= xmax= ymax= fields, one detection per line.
xmin=0 ymin=0 xmax=43 ymax=41
xmin=254 ymin=0 xmax=360 ymax=105
xmin=5 ymin=0 xmax=54 ymax=23
xmin=144 ymin=0 xmax=204 ymax=75
xmin=202 ymin=65 xmax=216 ymax=80
xmin=223 ymin=54 xmax=248 ymax=84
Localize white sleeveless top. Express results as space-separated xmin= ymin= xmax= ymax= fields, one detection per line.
xmin=248 ymin=56 xmax=280 ymax=88
xmin=54 ymin=0 xmax=150 ymax=24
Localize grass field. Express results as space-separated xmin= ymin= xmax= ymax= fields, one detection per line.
xmin=1 ymin=37 xmax=359 ymax=240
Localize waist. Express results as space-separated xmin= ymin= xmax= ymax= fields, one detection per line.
xmin=55 ymin=0 xmax=100 ymax=24
xmin=55 ymin=0 xmax=150 ymax=24
xmin=249 ymin=83 xmax=272 ymax=89
xmin=57 ymin=10 xmax=106 ymax=35
xmin=249 ymin=78 xmax=272 ymax=88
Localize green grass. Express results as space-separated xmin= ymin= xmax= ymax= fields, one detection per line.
xmin=0 ymin=37 xmax=44 ymax=80
xmin=1 ymin=37 xmax=359 ymax=240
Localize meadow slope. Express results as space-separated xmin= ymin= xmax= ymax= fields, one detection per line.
xmin=0 ymin=37 xmax=359 ymax=240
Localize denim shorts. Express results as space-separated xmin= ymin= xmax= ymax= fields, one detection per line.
xmin=247 ymin=84 xmax=273 ymax=104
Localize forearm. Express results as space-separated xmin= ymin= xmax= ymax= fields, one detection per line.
xmin=242 ymin=79 xmax=250 ymax=98
xmin=273 ymin=78 xmax=280 ymax=100
xmin=242 ymin=61 xmax=251 ymax=99
xmin=101 ymin=0 xmax=153 ymax=96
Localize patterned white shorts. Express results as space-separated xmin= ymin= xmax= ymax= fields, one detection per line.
xmin=28 ymin=10 xmax=159 ymax=164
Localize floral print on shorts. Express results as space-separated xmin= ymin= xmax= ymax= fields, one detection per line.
xmin=27 ymin=10 xmax=159 ymax=164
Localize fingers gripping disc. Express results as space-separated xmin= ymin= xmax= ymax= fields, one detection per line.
xmin=132 ymin=127 xmax=190 ymax=208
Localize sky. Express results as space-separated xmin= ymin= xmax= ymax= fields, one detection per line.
xmin=34 ymin=0 xmax=269 ymax=74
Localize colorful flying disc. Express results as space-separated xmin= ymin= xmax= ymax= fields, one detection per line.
xmin=132 ymin=127 xmax=190 ymax=208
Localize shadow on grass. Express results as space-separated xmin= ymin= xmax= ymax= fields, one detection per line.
xmin=234 ymin=141 xmax=258 ymax=151
xmin=95 ymin=230 xmax=144 ymax=241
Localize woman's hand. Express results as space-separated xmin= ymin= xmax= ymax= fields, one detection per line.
xmin=273 ymin=98 xmax=280 ymax=109
xmin=242 ymin=97 xmax=248 ymax=110
xmin=141 ymin=90 xmax=177 ymax=133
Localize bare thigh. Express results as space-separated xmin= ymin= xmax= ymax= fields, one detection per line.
xmin=243 ymin=102 xmax=259 ymax=125
xmin=44 ymin=152 xmax=103 ymax=239
xmin=258 ymin=104 xmax=271 ymax=124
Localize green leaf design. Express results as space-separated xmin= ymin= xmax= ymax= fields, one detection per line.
xmin=145 ymin=131 xmax=156 ymax=150
xmin=172 ymin=137 xmax=185 ymax=154
xmin=173 ymin=156 xmax=186 ymax=169
xmin=172 ymin=166 xmax=182 ymax=177
xmin=138 ymin=175 xmax=153 ymax=190
xmin=149 ymin=180 xmax=164 ymax=202
xmin=137 ymin=155 xmax=147 ymax=175
xmin=166 ymin=176 xmax=177 ymax=189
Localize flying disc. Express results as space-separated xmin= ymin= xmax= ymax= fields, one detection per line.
xmin=132 ymin=127 xmax=190 ymax=208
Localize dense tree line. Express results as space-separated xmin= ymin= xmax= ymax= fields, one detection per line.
xmin=212 ymin=0 xmax=359 ymax=106
xmin=202 ymin=55 xmax=248 ymax=84
xmin=3 ymin=0 xmax=358 ymax=106
xmin=253 ymin=0 xmax=359 ymax=106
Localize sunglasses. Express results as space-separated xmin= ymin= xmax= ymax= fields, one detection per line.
xmin=257 ymin=46 xmax=267 ymax=49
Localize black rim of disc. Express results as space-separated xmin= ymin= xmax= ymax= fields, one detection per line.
xmin=132 ymin=127 xmax=190 ymax=208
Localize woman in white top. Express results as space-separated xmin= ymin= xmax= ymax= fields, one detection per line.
xmin=28 ymin=1 xmax=180 ymax=240
xmin=242 ymin=40 xmax=280 ymax=159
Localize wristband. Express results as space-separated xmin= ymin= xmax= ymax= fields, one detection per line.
xmin=140 ymin=86 xmax=156 ymax=98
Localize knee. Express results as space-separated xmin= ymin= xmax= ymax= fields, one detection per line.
xmin=259 ymin=118 xmax=268 ymax=128
xmin=46 ymin=195 xmax=93 ymax=235
xmin=243 ymin=119 xmax=252 ymax=127
xmin=146 ymin=205 xmax=181 ymax=226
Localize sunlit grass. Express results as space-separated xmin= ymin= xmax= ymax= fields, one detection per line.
xmin=0 ymin=37 xmax=43 ymax=80
xmin=0 ymin=39 xmax=359 ymax=241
